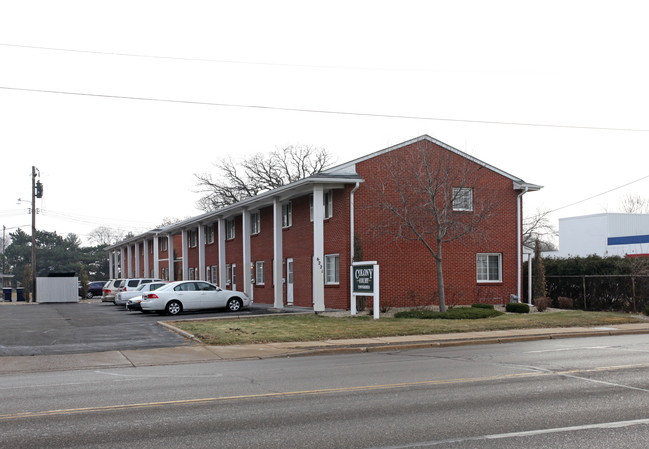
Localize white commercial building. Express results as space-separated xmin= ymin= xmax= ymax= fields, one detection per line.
xmin=554 ymin=213 xmax=649 ymax=258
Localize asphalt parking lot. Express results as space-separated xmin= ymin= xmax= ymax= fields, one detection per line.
xmin=0 ymin=301 xmax=269 ymax=357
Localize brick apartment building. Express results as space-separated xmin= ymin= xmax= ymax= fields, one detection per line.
xmin=106 ymin=135 xmax=541 ymax=311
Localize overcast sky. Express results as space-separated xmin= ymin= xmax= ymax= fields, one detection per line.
xmin=1 ymin=1 xmax=648 ymax=246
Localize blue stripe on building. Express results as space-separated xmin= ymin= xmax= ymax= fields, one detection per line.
xmin=608 ymin=235 xmax=649 ymax=246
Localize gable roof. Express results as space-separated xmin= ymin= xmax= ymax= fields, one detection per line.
xmin=325 ymin=135 xmax=542 ymax=191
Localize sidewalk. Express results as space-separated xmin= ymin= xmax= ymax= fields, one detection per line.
xmin=2 ymin=322 xmax=649 ymax=375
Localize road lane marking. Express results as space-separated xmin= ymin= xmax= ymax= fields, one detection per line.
xmin=373 ymin=418 xmax=649 ymax=448
xmin=2 ymin=362 xmax=648 ymax=421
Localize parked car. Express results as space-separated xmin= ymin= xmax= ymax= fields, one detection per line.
xmin=140 ymin=280 xmax=251 ymax=315
xmin=116 ymin=281 xmax=168 ymax=307
xmin=120 ymin=278 xmax=164 ymax=294
xmin=102 ymin=279 xmax=125 ymax=302
xmin=80 ymin=281 xmax=106 ymax=299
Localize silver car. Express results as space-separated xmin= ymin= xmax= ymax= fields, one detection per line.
xmin=140 ymin=280 xmax=251 ymax=316
xmin=115 ymin=282 xmax=168 ymax=307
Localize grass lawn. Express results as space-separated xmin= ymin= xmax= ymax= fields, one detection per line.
xmin=170 ymin=310 xmax=645 ymax=346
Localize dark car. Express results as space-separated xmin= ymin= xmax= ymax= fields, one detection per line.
xmin=79 ymin=281 xmax=106 ymax=299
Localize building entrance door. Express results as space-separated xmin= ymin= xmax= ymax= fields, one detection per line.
xmin=286 ymin=258 xmax=294 ymax=305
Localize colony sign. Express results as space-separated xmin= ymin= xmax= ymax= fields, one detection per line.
xmin=350 ymin=261 xmax=380 ymax=319
xmin=352 ymin=264 xmax=375 ymax=293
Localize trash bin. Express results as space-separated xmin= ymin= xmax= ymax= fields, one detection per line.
xmin=2 ymin=288 xmax=11 ymax=302
xmin=16 ymin=287 xmax=25 ymax=302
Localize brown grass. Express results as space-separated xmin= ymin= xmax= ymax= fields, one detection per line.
xmin=170 ymin=310 xmax=643 ymax=346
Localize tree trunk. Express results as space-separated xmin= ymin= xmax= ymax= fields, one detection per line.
xmin=435 ymin=242 xmax=446 ymax=312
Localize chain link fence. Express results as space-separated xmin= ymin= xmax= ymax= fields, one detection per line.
xmin=538 ymin=275 xmax=649 ymax=313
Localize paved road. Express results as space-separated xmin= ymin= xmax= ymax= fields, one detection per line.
xmin=0 ymin=301 xmax=272 ymax=356
xmin=2 ymin=334 xmax=649 ymax=448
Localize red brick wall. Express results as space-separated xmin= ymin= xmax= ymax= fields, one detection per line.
xmin=250 ymin=205 xmax=275 ymax=303
xmin=353 ymin=139 xmax=520 ymax=307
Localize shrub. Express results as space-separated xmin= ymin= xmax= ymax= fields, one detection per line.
xmin=558 ymin=296 xmax=574 ymax=309
xmin=471 ymin=303 xmax=495 ymax=310
xmin=394 ymin=308 xmax=503 ymax=320
xmin=643 ymin=304 xmax=649 ymax=316
xmin=506 ymin=303 xmax=530 ymax=314
xmin=534 ymin=297 xmax=552 ymax=312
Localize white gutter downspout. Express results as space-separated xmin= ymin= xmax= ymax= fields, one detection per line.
xmin=517 ymin=186 xmax=529 ymax=303
xmin=350 ymin=182 xmax=361 ymax=314
xmin=350 ymin=182 xmax=361 ymax=262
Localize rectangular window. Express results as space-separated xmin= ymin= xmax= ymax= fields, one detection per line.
xmin=477 ymin=253 xmax=502 ymax=282
xmin=160 ymin=237 xmax=168 ymax=252
xmin=325 ymin=254 xmax=340 ymax=285
xmin=211 ymin=266 xmax=218 ymax=285
xmin=188 ymin=268 xmax=195 ymax=280
xmin=188 ymin=229 xmax=198 ymax=248
xmin=453 ymin=187 xmax=473 ymax=211
xmin=226 ymin=264 xmax=232 ymax=285
xmin=205 ymin=224 xmax=215 ymax=244
xmin=282 ymin=202 xmax=292 ymax=228
xmin=310 ymin=191 xmax=334 ymax=221
xmin=255 ymin=261 xmax=265 ymax=285
xmin=251 ymin=211 xmax=260 ymax=235
xmin=226 ymin=218 xmax=235 ymax=240
xmin=324 ymin=189 xmax=333 ymax=219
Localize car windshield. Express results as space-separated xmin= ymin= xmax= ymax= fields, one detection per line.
xmin=136 ymin=284 xmax=147 ymax=291
xmin=114 ymin=280 xmax=125 ymax=288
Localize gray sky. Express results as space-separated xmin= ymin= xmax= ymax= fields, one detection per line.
xmin=1 ymin=1 xmax=648 ymax=245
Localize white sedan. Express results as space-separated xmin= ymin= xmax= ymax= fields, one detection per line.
xmin=140 ymin=280 xmax=251 ymax=315
xmin=115 ymin=281 xmax=169 ymax=306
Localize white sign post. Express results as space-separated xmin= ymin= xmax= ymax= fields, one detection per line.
xmin=350 ymin=261 xmax=380 ymax=319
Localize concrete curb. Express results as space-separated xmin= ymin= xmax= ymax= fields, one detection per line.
xmin=2 ymin=325 xmax=649 ymax=375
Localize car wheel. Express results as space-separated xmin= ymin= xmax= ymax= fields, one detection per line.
xmin=165 ymin=300 xmax=182 ymax=316
xmin=86 ymin=292 xmax=94 ymax=299
xmin=226 ymin=298 xmax=242 ymax=312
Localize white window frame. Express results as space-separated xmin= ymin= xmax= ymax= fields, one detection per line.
xmin=255 ymin=261 xmax=265 ymax=285
xmin=282 ymin=201 xmax=292 ymax=228
xmin=310 ymin=191 xmax=334 ymax=221
xmin=324 ymin=189 xmax=333 ymax=219
xmin=160 ymin=237 xmax=168 ymax=252
xmin=453 ymin=187 xmax=473 ymax=211
xmin=188 ymin=229 xmax=198 ymax=248
xmin=226 ymin=218 xmax=235 ymax=240
xmin=476 ymin=253 xmax=502 ymax=282
xmin=205 ymin=224 xmax=215 ymax=244
xmin=251 ymin=211 xmax=261 ymax=235
xmin=324 ymin=253 xmax=340 ymax=285
xmin=226 ymin=264 xmax=232 ymax=285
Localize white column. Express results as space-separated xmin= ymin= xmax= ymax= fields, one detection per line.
xmin=273 ymin=197 xmax=284 ymax=308
xmin=242 ymin=210 xmax=251 ymax=296
xmin=181 ymin=229 xmax=189 ymax=280
xmin=198 ymin=225 xmax=206 ymax=281
xmin=128 ymin=245 xmax=134 ymax=278
xmin=120 ymin=248 xmax=126 ymax=278
xmin=153 ymin=236 xmax=160 ymax=279
xmin=108 ymin=251 xmax=114 ymax=279
xmin=218 ymin=218 xmax=226 ymax=288
xmin=134 ymin=242 xmax=140 ymax=277
xmin=312 ymin=185 xmax=325 ymax=312
xmin=143 ymin=239 xmax=150 ymax=277
xmin=167 ymin=235 xmax=175 ymax=282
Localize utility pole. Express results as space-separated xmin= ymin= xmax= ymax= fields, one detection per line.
xmin=30 ymin=166 xmax=42 ymax=303
xmin=31 ymin=166 xmax=36 ymax=302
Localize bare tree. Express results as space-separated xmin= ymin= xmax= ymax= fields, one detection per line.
xmin=523 ymin=208 xmax=558 ymax=251
xmin=87 ymin=226 xmax=125 ymax=246
xmin=368 ymin=143 xmax=497 ymax=312
xmin=620 ymin=194 xmax=649 ymax=214
xmin=194 ymin=145 xmax=334 ymax=211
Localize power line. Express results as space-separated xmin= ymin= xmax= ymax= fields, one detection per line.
xmin=2 ymin=85 xmax=649 ymax=133
xmin=0 ymin=42 xmax=500 ymax=74
xmin=549 ymin=174 xmax=649 ymax=213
